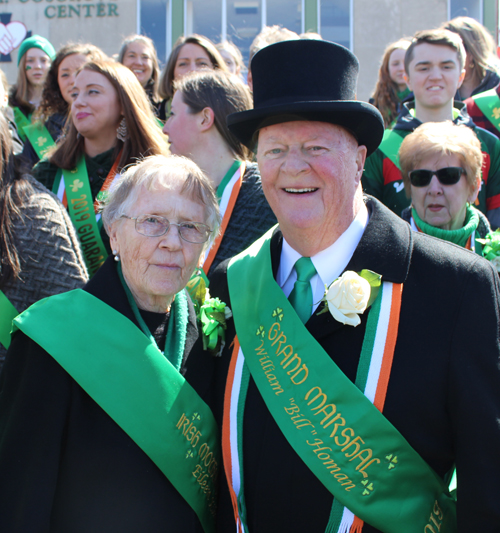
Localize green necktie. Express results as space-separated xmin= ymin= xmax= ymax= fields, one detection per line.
xmin=288 ymin=257 xmax=316 ymax=324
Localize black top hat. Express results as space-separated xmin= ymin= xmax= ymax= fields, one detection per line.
xmin=227 ymin=40 xmax=384 ymax=156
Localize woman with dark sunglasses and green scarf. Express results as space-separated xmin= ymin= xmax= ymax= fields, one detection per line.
xmin=399 ymin=121 xmax=494 ymax=259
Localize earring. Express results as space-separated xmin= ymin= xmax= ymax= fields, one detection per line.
xmin=113 ymin=250 xmax=120 ymax=262
xmin=117 ymin=117 xmax=128 ymax=142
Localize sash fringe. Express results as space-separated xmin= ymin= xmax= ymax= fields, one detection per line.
xmin=337 ymin=507 xmax=354 ymax=533
xmin=350 ymin=516 xmax=364 ymax=532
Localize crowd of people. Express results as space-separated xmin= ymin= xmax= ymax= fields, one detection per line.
xmin=0 ymin=15 xmax=500 ymax=533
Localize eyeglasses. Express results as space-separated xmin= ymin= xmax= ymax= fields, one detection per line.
xmin=121 ymin=214 xmax=212 ymax=244
xmin=408 ymin=167 xmax=465 ymax=187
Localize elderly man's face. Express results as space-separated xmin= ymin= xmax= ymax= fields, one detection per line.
xmin=257 ymin=121 xmax=366 ymax=250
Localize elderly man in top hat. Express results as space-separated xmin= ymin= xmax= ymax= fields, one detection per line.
xmin=210 ymin=40 xmax=500 ymax=533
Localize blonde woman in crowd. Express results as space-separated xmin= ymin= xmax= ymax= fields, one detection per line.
xmin=444 ymin=16 xmax=500 ymax=99
xmin=9 ymin=35 xmax=55 ymax=143
xmin=118 ymin=34 xmax=161 ymax=115
xmin=216 ymin=41 xmax=245 ymax=78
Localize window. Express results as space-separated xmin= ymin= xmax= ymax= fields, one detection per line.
xmin=140 ymin=0 xmax=168 ymax=63
xmin=185 ymin=0 xmax=223 ymax=44
xmin=267 ymin=0 xmax=302 ymax=35
xmin=319 ymin=0 xmax=351 ymax=50
xmin=449 ymin=0 xmax=482 ymax=20
xmin=227 ymin=0 xmax=262 ymax=66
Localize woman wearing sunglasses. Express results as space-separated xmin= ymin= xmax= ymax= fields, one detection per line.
xmin=399 ymin=121 xmax=490 ymax=254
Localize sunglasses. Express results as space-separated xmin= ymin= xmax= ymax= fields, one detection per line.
xmin=408 ymin=167 xmax=465 ymax=187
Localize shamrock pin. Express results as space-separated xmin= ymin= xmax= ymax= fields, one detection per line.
xmin=361 ymin=479 xmax=374 ymax=496
xmin=385 ymin=453 xmax=398 ymax=470
xmin=192 ymin=413 xmax=201 ymax=421
xmin=493 ymin=107 xmax=500 ymax=120
xmin=256 ymin=325 xmax=265 ymax=338
xmin=71 ymin=179 xmax=84 ymax=192
xmin=186 ymin=450 xmax=194 ymax=459
xmin=272 ymin=307 xmax=284 ymax=321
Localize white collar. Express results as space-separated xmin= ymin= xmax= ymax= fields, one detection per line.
xmin=277 ymin=204 xmax=369 ymax=310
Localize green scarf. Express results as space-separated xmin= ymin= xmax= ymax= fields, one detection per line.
xmin=411 ymin=205 xmax=479 ymax=248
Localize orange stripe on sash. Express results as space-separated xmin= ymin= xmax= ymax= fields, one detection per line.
xmin=374 ymin=283 xmax=403 ymax=412
xmin=92 ymin=151 xmax=122 ymax=213
xmin=222 ymin=337 xmax=244 ymax=533
xmin=203 ymin=166 xmax=244 ymax=275
xmin=351 ymin=283 xmax=403 ymax=533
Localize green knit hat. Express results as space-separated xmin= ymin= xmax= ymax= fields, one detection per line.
xmin=17 ymin=35 xmax=56 ymax=66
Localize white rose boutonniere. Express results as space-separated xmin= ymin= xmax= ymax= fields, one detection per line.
xmin=319 ymin=270 xmax=382 ymax=327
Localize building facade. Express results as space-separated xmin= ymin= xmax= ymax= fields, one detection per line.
xmin=0 ymin=0 xmax=497 ymax=100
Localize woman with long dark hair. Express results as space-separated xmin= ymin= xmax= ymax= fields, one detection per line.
xmin=370 ymin=38 xmax=411 ymax=127
xmin=158 ymin=34 xmax=228 ymax=121
xmin=34 ymin=60 xmax=168 ymax=276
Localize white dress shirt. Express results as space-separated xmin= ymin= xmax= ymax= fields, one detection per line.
xmin=277 ymin=204 xmax=369 ymax=314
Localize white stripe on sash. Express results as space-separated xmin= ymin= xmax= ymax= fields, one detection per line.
xmin=56 ymin=177 xmax=65 ymax=203
xmin=364 ymin=281 xmax=393 ymax=402
xmin=219 ymin=167 xmax=243 ymax=219
xmin=230 ymin=349 xmax=245 ymax=497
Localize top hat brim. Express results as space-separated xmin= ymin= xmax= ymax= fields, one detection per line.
xmin=227 ymin=100 xmax=385 ymax=157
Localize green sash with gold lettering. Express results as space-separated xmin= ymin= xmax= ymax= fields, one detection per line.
xmin=226 ymin=229 xmax=456 ymax=533
xmin=472 ymin=88 xmax=500 ymax=134
xmin=60 ymin=156 xmax=108 ymax=276
xmin=0 ymin=290 xmax=17 ymax=349
xmin=23 ymin=122 xmax=56 ymax=160
xmin=13 ymin=288 xmax=219 ymax=533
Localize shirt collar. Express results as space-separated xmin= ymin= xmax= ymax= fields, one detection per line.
xmin=278 ymin=203 xmax=369 ymax=291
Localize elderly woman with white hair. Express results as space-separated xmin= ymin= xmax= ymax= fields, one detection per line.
xmin=0 ymin=154 xmax=221 ymax=533
xmin=399 ymin=121 xmax=491 ymax=254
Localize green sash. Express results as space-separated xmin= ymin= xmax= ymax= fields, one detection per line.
xmin=23 ymin=122 xmax=56 ymax=160
xmin=0 ymin=290 xmax=17 ymax=349
xmin=227 ymin=229 xmax=456 ymax=533
xmin=13 ymin=289 xmax=219 ymax=533
xmin=13 ymin=107 xmax=32 ymax=143
xmin=377 ymin=129 xmax=405 ymax=170
xmin=472 ymin=88 xmax=500 ymax=134
xmin=62 ymin=156 xmax=108 ymax=276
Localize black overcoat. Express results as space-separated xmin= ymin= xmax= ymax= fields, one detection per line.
xmin=210 ymin=197 xmax=500 ymax=533
xmin=0 ymin=257 xmax=214 ymax=532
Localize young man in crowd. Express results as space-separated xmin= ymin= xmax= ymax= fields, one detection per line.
xmin=362 ymin=29 xmax=500 ymax=228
